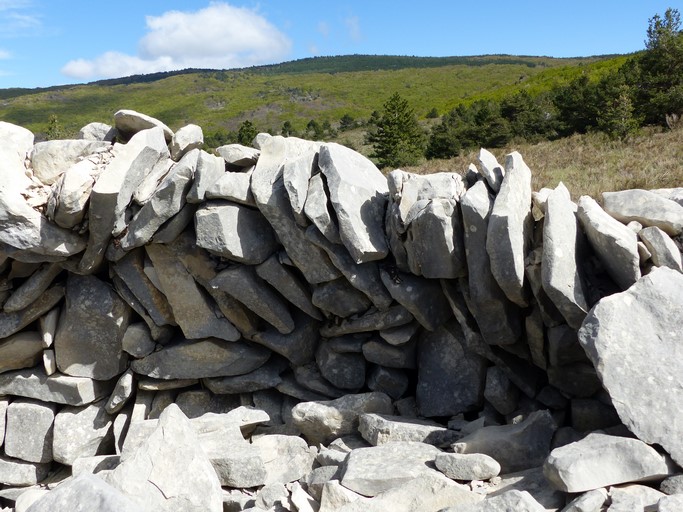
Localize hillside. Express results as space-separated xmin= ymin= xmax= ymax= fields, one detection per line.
xmin=0 ymin=54 xmax=625 ymax=137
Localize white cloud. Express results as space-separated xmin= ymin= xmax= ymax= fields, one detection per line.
xmin=0 ymin=0 xmax=41 ymax=37
xmin=61 ymin=2 xmax=292 ymax=80
xmin=345 ymin=15 xmax=362 ymax=42
xmin=0 ymin=49 xmax=10 ymax=59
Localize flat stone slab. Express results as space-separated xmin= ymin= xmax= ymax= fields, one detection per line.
xmin=602 ymin=189 xmax=683 ymax=235
xmin=0 ymin=285 xmax=64 ymax=339
xmin=31 ymin=139 xmax=110 ymax=185
xmin=543 ymin=432 xmax=671 ymax=493
xmin=0 ymin=331 xmax=43 ymax=374
xmin=435 ymin=452 xmax=501 ymax=481
xmin=359 ymin=413 xmax=460 ymax=447
xmin=5 ymin=399 xmax=57 ymax=463
xmin=578 ymin=267 xmax=683 ymax=466
xmin=639 ymin=225 xmax=682 ymax=271
xmin=340 ymin=441 xmax=440 ymax=497
xmin=114 ymin=109 xmax=174 ymax=141
xmin=0 ymin=456 xmax=50 ymax=486
xmin=577 ymin=195 xmax=641 ymax=289
xmin=319 ymin=143 xmax=389 ymax=263
xmin=131 ymin=338 xmax=271 ymax=380
xmin=0 ymin=367 xmax=113 ymax=406
xmin=486 ymin=151 xmax=532 ymax=307
xmin=195 ymin=201 xmax=278 ymax=264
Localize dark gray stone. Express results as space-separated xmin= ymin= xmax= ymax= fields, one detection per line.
xmin=312 ymin=278 xmax=372 ymax=317
xmin=319 ymin=305 xmax=413 ymax=337
xmin=0 ymin=285 xmax=64 ymax=339
xmin=362 ymin=338 xmax=417 ymax=369
xmin=316 ymin=341 xmax=366 ymax=390
xmin=250 ymin=313 xmax=321 ymax=365
xmin=5 ymin=399 xmax=57 ymax=463
xmin=202 ymin=357 xmax=288 ymax=394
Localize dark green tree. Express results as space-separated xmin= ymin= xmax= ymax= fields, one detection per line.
xmin=339 ymin=113 xmax=356 ymax=131
xmin=237 ymin=120 xmax=258 ymax=146
xmin=367 ymin=93 xmax=426 ymax=168
xmin=426 ymin=107 xmax=439 ymax=119
xmin=281 ymin=120 xmax=295 ymax=137
xmin=46 ymin=114 xmax=65 ymax=140
xmin=552 ymin=75 xmax=600 ymax=136
xmin=306 ymin=119 xmax=324 ymax=139
xmin=500 ymin=90 xmax=557 ymax=141
xmin=636 ymin=8 xmax=683 ymax=125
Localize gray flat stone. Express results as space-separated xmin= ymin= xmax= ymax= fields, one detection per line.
xmin=145 ymin=242 xmax=240 ymax=341
xmin=544 ymin=432 xmax=670 ymax=493
xmin=5 ymin=399 xmax=57 ymax=463
xmin=251 ymin=313 xmax=321 ymax=365
xmin=187 ymin=150 xmax=225 ymax=203
xmin=3 ymin=263 xmax=62 ymax=314
xmin=607 ymin=484 xmax=666 ymax=512
xmin=283 ymin=148 xmax=318 ymax=225
xmin=53 ymin=401 xmax=114 ymax=465
xmin=291 ymin=392 xmax=393 ymax=445
xmin=359 ymin=413 xmax=460 ymax=447
xmin=30 ymin=139 xmax=110 ymax=185
xmin=319 ymin=143 xmax=389 ymax=263
xmin=0 ymin=331 xmax=43 ymax=374
xmin=55 ymin=274 xmax=131 ymax=380
xmin=0 ymin=456 xmax=49 ymax=486
xmin=0 ymin=367 xmax=113 ymax=405
xmin=340 ymin=441 xmax=440 ymax=497
xmin=106 ymin=369 xmax=135 ymax=414
xmin=80 ymin=127 xmax=169 ymax=273
xmin=256 ymin=254 xmax=323 ymax=320
xmin=453 ymin=410 xmax=556 ymax=473
xmin=319 ymin=305 xmax=413 ymax=337
xmin=78 ymin=121 xmax=116 ymax=141
xmin=169 ymin=123 xmax=202 ymax=161
xmin=216 ymin=143 xmax=260 ymax=167
xmin=477 ymin=148 xmax=505 ymax=192
xmin=435 ymin=452 xmax=501 ymax=481
xmin=578 ymin=267 xmax=683 ymax=466
xmin=445 ymin=490 xmax=545 ymax=512
xmin=316 ymin=341 xmax=366 ymax=390
xmin=47 ymin=154 xmax=102 ymax=229
xmin=196 ymin=200 xmax=278 ymax=264
xmin=486 ymin=152 xmax=533 ymax=307
xmin=362 ymin=337 xmax=416 ymax=369
xmin=659 ymin=494 xmax=683 ymax=512
xmin=131 ymin=338 xmax=271 ymax=380
xmin=202 ymin=357 xmax=287 ymax=394
xmin=542 ymin=183 xmax=590 ymax=329
xmin=416 ymin=322 xmax=486 ymax=417
xmin=205 ymin=168 xmax=255 ymax=205
xmin=577 ymin=195 xmax=641 ymax=289
xmin=25 ymin=473 xmax=144 ymax=512
xmin=0 ymin=284 xmax=64 ymax=340
xmin=312 ymin=278 xmax=372 ymax=317
xmin=603 ymin=189 xmax=683 ymax=235
xmin=210 ymin=265 xmax=294 ymax=334
xmin=114 ymin=109 xmax=173 ymax=141
xmin=461 ymin=180 xmax=522 ymax=345
xmin=304 ymin=172 xmax=341 ymax=243
xmin=252 ymin=434 xmax=316 ymax=485
xmin=639 ymin=226 xmax=682 ymax=271
xmin=561 ymin=488 xmax=608 ymax=512
xmin=119 ymin=149 xmax=197 ymax=250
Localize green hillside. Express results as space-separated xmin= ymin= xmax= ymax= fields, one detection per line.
xmin=0 ymin=54 xmax=626 ymax=137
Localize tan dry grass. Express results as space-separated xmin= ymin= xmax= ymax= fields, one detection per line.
xmin=399 ymin=126 xmax=683 ymax=200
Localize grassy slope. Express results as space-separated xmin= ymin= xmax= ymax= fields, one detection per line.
xmin=401 ymin=125 xmax=683 ymax=199
xmin=0 ymin=55 xmax=621 ymax=136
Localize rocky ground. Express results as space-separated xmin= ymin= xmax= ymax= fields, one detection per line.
xmin=0 ymin=110 xmax=681 ymax=511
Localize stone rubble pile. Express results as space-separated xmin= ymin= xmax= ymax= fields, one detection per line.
xmin=0 ymin=109 xmax=681 ymax=511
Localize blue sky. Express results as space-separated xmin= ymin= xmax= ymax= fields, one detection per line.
xmin=0 ymin=0 xmax=680 ymax=88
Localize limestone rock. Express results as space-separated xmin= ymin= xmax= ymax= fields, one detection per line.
xmin=317 ymin=341 xmax=366 ymax=390
xmin=170 ymin=123 xmax=203 ymax=161
xmin=305 ymin=172 xmax=341 ymax=243
xmin=53 ymin=401 xmax=114 ymax=465
xmin=202 ymin=357 xmax=287 ymax=394
xmin=106 ymin=369 xmax=135 ymax=413
xmin=252 ymin=434 xmax=316 ymax=485
xmin=477 ymin=148 xmax=505 ymax=192
xmin=0 ymin=285 xmax=64 ymax=339
xmin=251 ymin=135 xmax=339 ymax=284
xmin=379 ymin=269 xmax=451 ymax=331
xmin=0 ymin=367 xmax=113 ymax=405
xmin=0 ymin=331 xmax=43 ymax=374
xmin=544 ymin=432 xmax=670 ymax=493
xmin=0 ymin=456 xmax=49 ymax=487
xmin=484 ymin=366 xmax=519 ymax=416
xmin=435 ymin=452 xmax=501 ymax=481
xmin=461 ymin=180 xmax=521 ymax=345
xmin=30 ymin=139 xmax=109 ymax=185
xmin=205 ymin=168 xmax=255 ymax=205
xmin=210 ymin=265 xmax=294 ymax=334
xmin=145 ymin=243 xmax=240 ymax=341
xmin=131 ymin=338 xmax=271 ymax=380
xmin=216 ymin=143 xmax=260 ymax=167
xmin=5 ymin=399 xmax=57 ymax=463
xmin=416 ymin=322 xmax=486 ymax=417
xmin=453 ymin=410 xmax=556 ymax=473
xmin=319 ymin=305 xmax=413 ymax=337
xmin=639 ymin=226 xmax=682 ymax=271
xmin=208 ymin=441 xmax=267 ymax=488
xmin=603 ymin=189 xmax=683 ymax=235
xmin=359 ymin=413 xmax=460 ymax=447
xmin=542 ymin=183 xmax=590 ymax=329
xmin=54 ymin=274 xmax=131 ymax=380
xmin=114 ymin=109 xmax=173 ymax=141
xmin=659 ymin=494 xmax=683 ymax=512
xmin=47 ymin=155 xmax=101 ymax=229
xmin=78 ymin=121 xmax=116 ymax=141
xmin=195 ymin=201 xmax=278 ymax=264
xmin=561 ymin=488 xmax=609 ymax=512
xmin=577 ymin=195 xmax=641 ymax=289
xmin=4 ymin=263 xmax=62 ymax=314
xmin=103 ymin=404 xmax=222 ymax=512
xmin=340 ymin=441 xmax=440 ymax=497
xmin=486 ymin=152 xmax=533 ymax=307
xmin=607 ymin=484 xmax=666 ymax=512
xmin=25 ymin=473 xmax=144 ymax=512
xmin=283 ymin=148 xmax=318 ymax=225
xmin=319 ymin=143 xmax=389 ymax=263
xmin=312 ymin=278 xmax=372 ymax=317
xmin=578 ymin=267 xmax=683 ymax=466
xmin=187 ymin=150 xmax=225 ymax=203
xmin=444 ymin=490 xmax=545 ymax=512
xmin=291 ymin=392 xmax=394 ymax=445
xmin=80 ymin=127 xmax=169 ymax=273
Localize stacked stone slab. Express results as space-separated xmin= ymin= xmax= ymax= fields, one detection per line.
xmin=0 ymin=110 xmax=681 ymax=511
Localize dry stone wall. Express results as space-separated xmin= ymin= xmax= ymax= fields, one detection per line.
xmin=0 ymin=109 xmax=682 ymax=511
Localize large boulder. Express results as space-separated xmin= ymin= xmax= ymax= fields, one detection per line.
xmin=602 ymin=189 xmax=683 ymax=235
xmin=578 ymin=267 xmax=683 ymax=466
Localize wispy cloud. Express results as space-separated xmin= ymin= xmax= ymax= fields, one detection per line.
xmin=0 ymin=49 xmax=10 ymax=59
xmin=61 ymin=2 xmax=292 ymax=80
xmin=345 ymin=15 xmax=362 ymax=43
xmin=317 ymin=21 xmax=330 ymax=38
xmin=0 ymin=1 xmax=42 ymax=37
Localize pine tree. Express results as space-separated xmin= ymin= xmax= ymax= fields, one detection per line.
xmin=237 ymin=120 xmax=257 ymax=146
xmin=367 ymin=93 xmax=425 ymax=168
